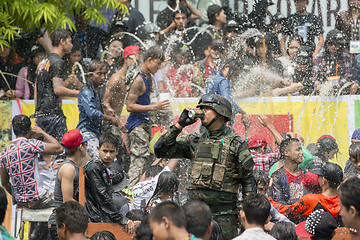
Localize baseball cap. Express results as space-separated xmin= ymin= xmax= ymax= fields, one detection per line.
xmin=295 ymin=46 xmax=313 ymax=65
xmin=351 ymin=129 xmax=360 ymax=140
xmin=317 ymin=134 xmax=336 ymax=143
xmin=311 ymin=162 xmax=343 ymax=187
xmin=123 ymin=46 xmax=140 ymax=58
xmin=61 ymin=129 xmax=90 ymax=150
xmin=296 ymin=209 xmax=337 ymax=238
xmin=247 ymin=135 xmax=268 ymax=149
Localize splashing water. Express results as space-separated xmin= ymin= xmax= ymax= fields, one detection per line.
xmin=232 ymin=66 xmax=284 ymax=97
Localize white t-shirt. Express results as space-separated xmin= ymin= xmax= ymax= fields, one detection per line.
xmin=131 ymin=166 xmax=170 ymax=210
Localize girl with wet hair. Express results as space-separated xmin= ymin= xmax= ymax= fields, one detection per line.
xmin=16 ymin=44 xmax=45 ymax=99
xmin=310 ymin=135 xmax=338 ymax=170
xmin=146 ymin=171 xmax=179 ymax=213
xmin=316 ymin=136 xmax=338 ymax=162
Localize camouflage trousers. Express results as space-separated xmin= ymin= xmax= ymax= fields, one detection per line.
xmin=213 ymin=213 xmax=238 ymax=240
xmin=127 ymin=123 xmax=153 ymax=188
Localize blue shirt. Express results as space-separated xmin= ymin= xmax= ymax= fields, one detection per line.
xmin=126 ymin=72 xmax=151 ymax=132
xmin=77 ymin=80 xmax=104 ymax=137
xmin=206 ymin=70 xmax=243 ymax=115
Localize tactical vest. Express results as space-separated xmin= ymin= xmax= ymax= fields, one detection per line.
xmin=188 ymin=132 xmax=240 ymax=193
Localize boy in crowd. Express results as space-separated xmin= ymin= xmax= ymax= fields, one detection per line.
xmin=339 ymin=177 xmax=360 ymax=239
xmin=126 ymin=46 xmax=170 ymax=187
xmin=55 ymin=201 xmax=89 ymax=240
xmin=48 ymin=129 xmax=90 ymax=240
xmin=84 ymin=132 xmax=137 ymax=233
xmin=77 ymin=60 xmax=122 ymax=158
xmin=270 ymin=162 xmax=343 ymax=224
xmin=248 ymin=115 xmax=284 ymax=173
xmin=149 ymin=201 xmax=201 ymax=240
xmin=183 ymin=201 xmax=213 ymax=240
xmin=234 ymin=193 xmax=276 ymax=240
xmin=270 ymin=138 xmax=305 ymax=205
xmin=35 ymin=29 xmax=79 ymax=141
xmin=0 ymin=115 xmax=63 ymax=239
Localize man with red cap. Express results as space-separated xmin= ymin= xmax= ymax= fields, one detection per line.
xmin=48 ymin=129 xmax=90 ymax=240
xmin=248 ymin=115 xmax=284 ymax=173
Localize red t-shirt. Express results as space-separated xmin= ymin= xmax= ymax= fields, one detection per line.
xmin=285 ymin=168 xmax=305 ymax=203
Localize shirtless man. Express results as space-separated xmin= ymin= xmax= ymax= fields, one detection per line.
xmin=103 ymin=45 xmax=141 ymax=133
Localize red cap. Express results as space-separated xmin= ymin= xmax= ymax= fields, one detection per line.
xmin=61 ymin=129 xmax=89 ymax=150
xmin=317 ymin=134 xmax=336 ymax=143
xmin=247 ymin=135 xmax=267 ymax=148
xmin=123 ymin=46 xmax=140 ymax=58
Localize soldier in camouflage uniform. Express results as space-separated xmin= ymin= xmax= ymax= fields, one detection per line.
xmin=154 ymin=94 xmax=257 ymax=239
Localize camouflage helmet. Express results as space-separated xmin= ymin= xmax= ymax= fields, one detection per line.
xmin=197 ymin=94 xmax=232 ymax=122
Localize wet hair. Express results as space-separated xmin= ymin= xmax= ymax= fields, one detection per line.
xmin=145 ymin=165 xmax=164 ymax=178
xmin=167 ymin=0 xmax=177 ymax=7
xmin=172 ymin=6 xmax=191 ymax=19
xmin=88 ymin=60 xmax=106 ymax=73
xmin=51 ymin=29 xmax=71 ymax=47
xmin=208 ymin=5 xmax=223 ymax=25
xmin=242 ymin=193 xmax=271 ymax=226
xmin=287 ymin=34 xmax=304 ymax=49
xmin=210 ymin=220 xmax=224 ymax=240
xmin=55 ymin=201 xmax=89 ymax=233
xmin=149 ymin=201 xmax=186 ymax=228
xmin=90 ymin=231 xmax=116 ymax=240
xmin=220 ymin=58 xmax=243 ymax=80
xmin=133 ymin=215 xmax=153 ymax=240
xmin=349 ymin=142 xmax=360 ymax=162
xmin=12 ymin=114 xmax=31 ymax=137
xmin=339 ymin=177 xmax=360 ymax=213
xmin=279 ymin=138 xmax=300 ymax=159
xmin=148 ymin=171 xmax=179 ymax=206
xmin=183 ymin=201 xmax=212 ymax=238
xmin=99 ymin=132 xmax=118 ymax=149
xmin=143 ymin=46 xmax=165 ymax=62
xmin=316 ymin=137 xmax=338 ymax=161
xmin=0 ymin=187 xmax=7 ymax=225
xmin=253 ymin=170 xmax=270 ymax=186
xmin=269 ymin=221 xmax=297 ymax=240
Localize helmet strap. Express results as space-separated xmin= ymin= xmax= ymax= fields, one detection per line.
xmin=204 ymin=113 xmax=220 ymax=129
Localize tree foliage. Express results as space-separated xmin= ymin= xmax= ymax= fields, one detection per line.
xmin=0 ymin=0 xmax=127 ymax=48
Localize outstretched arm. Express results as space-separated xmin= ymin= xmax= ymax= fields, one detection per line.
xmin=258 ymin=115 xmax=284 ymax=145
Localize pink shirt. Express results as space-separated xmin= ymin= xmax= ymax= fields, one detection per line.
xmin=16 ymin=66 xmax=31 ymax=99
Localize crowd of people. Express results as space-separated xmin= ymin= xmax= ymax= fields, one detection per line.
xmin=2 ymin=0 xmax=360 ymax=239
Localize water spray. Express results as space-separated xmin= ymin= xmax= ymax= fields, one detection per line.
xmin=72 ymin=62 xmax=86 ymax=84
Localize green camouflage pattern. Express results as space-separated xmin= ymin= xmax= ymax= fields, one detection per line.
xmin=127 ymin=123 xmax=153 ymax=188
xmin=189 ymin=132 xmax=240 ymax=193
